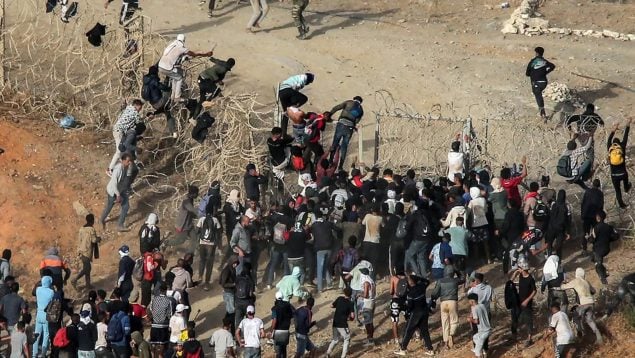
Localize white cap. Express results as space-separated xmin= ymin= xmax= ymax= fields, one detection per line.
xmin=300 ymin=173 xmax=312 ymax=182
xmin=176 ymin=34 xmax=185 ymax=42
xmin=247 ymin=305 xmax=255 ymax=314
xmin=275 ymin=291 xmax=283 ymax=300
xmin=175 ymin=304 xmax=189 ymax=313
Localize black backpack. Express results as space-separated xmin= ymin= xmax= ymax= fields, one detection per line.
xmin=556 ymin=155 xmax=572 ymax=178
xmin=46 ymin=295 xmax=63 ymax=323
xmin=395 ymin=216 xmax=408 ymax=240
xmin=198 ymin=216 xmax=218 ymax=245
xmin=504 ymin=280 xmax=520 ymax=309
xmin=532 ymin=200 xmax=549 ymax=222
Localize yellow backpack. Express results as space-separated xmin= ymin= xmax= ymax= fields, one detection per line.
xmin=609 ymin=143 xmax=624 ymax=166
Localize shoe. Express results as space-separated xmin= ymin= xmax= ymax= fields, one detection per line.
xmin=208 ymin=11 xmax=213 ymax=18
xmin=266 ymin=285 xmax=272 ymax=290
xmin=100 ymin=220 xmax=106 ymax=231
xmin=61 ymin=16 xmax=69 ymax=23
xmin=199 ymin=0 xmax=206 ymax=4
xmin=448 ymin=335 xmax=454 ymax=348
xmin=424 ymin=350 xmax=435 ymax=356
xmin=601 ymin=278 xmax=608 ymax=285
xmin=363 ymin=339 xmax=375 ymax=347
xmin=172 ymin=132 xmax=178 ymax=139
xmin=203 ymin=284 xmax=210 ymax=291
xmin=394 ymin=350 xmax=406 ymax=356
xmin=106 ymin=168 xmax=112 ymax=177
xmin=117 ymin=226 xmax=130 ymax=232
xmin=626 ymin=182 xmax=632 ymax=193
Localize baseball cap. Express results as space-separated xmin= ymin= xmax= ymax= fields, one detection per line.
xmin=176 ymin=304 xmax=189 ymax=313
xmin=119 ymin=245 xmax=130 ymax=254
xmin=246 ymin=305 xmax=255 ymax=314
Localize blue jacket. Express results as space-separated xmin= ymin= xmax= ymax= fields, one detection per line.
xmin=35 ymin=276 xmax=54 ymax=321
xmin=110 ymin=311 xmax=131 ymax=347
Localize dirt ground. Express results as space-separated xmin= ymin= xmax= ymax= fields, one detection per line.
xmin=1 ymin=0 xmax=635 ymax=357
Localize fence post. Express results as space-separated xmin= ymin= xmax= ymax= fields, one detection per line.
xmin=0 ymin=0 xmax=5 ymax=86
xmin=374 ymin=112 xmax=380 ymax=165
xmin=358 ymin=122 xmax=364 ymax=164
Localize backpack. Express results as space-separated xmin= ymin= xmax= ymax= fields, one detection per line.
xmin=273 ymin=222 xmax=289 ymax=245
xmin=349 ymin=102 xmax=362 ymax=119
xmin=46 ymin=296 xmax=63 ymax=323
xmin=395 ymin=277 xmax=408 ymax=298
xmin=235 ymin=276 xmax=251 ymax=300
xmin=340 ymin=248 xmax=358 ymax=272
xmin=415 ymin=212 xmax=431 ymax=239
xmin=395 ymin=217 xmax=408 ymax=240
xmin=132 ymin=257 xmax=144 ymax=282
xmin=532 ymin=200 xmax=549 ymax=222
xmin=504 ymin=280 xmax=520 ymax=309
xmin=556 ymin=155 xmax=572 ymax=178
xmin=609 ymin=143 xmax=625 ymax=166
xmin=52 ymin=327 xmax=70 ymax=348
xmin=198 ymin=216 xmax=218 ymax=245
xmin=107 ymin=312 xmax=125 ymax=342
xmin=140 ymin=225 xmax=159 ymax=252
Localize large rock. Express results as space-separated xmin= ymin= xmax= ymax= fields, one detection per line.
xmin=525 ymin=17 xmax=549 ymax=29
xmin=73 ymin=201 xmax=90 ymax=217
xmin=603 ymin=29 xmax=621 ymax=39
xmin=502 ymin=22 xmax=518 ymax=34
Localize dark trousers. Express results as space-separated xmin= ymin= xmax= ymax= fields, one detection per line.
xmin=194 ymin=77 xmax=220 ymax=119
xmin=594 ymin=252 xmax=608 ymax=282
xmin=198 ymin=244 xmax=217 ymax=284
xmin=400 ymin=309 xmax=433 ymax=351
xmin=250 ymin=240 xmax=267 ymax=286
xmin=141 ymin=280 xmax=153 ymax=307
xmin=151 ymin=94 xmax=175 ymax=134
xmin=112 ymin=344 xmax=131 ymax=358
xmin=278 ymin=88 xmax=308 ymax=134
xmin=582 ymin=218 xmax=596 ymax=251
xmin=389 ymin=241 xmax=405 ymax=276
xmin=612 ymin=173 xmax=630 ymax=207
xmin=208 ymin=0 xmax=216 ymax=12
xmin=74 ymin=255 xmax=92 ymax=286
xmin=304 ymin=245 xmax=316 ymax=283
xmin=266 ymin=249 xmax=290 ymax=286
xmin=512 ymin=305 xmax=533 ymax=338
xmin=120 ymin=279 xmax=133 ymax=302
xmin=303 ymin=142 xmax=324 ymax=170
xmin=329 ymin=123 xmax=354 ymax=170
xmin=531 ymin=81 xmax=547 ymax=115
xmin=362 ymin=242 xmax=380 ymax=279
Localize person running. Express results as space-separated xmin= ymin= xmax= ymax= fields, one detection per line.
xmin=235 ymin=305 xmax=264 ymax=358
xmin=209 ymin=317 xmax=236 ymax=358
xmin=394 ymin=274 xmax=434 ymax=356
xmin=294 ymin=297 xmax=316 ymax=358
xmin=545 ymin=302 xmax=574 ymax=358
xmin=467 ymin=293 xmax=491 ymax=358
xmin=607 ymin=118 xmax=631 ymax=208
xmin=100 ymin=153 xmax=134 ymax=232
xmin=194 ymin=57 xmax=236 ymax=118
xmin=326 ymin=287 xmax=354 ymax=358
xmin=525 ymin=46 xmax=555 ymax=120
xmin=72 ymin=214 xmax=101 ymax=290
xmin=157 ymin=34 xmax=213 ymax=102
xmin=270 ymin=291 xmax=294 ymax=358
xmin=246 ymin=0 xmax=269 ymax=32
xmin=142 ymin=65 xmax=176 ymax=138
xmin=560 ymin=267 xmax=603 ymax=344
xmin=430 ymin=266 xmax=460 ymax=349
xmin=590 ymin=210 xmax=619 ymax=285
xmin=116 ymin=245 xmax=135 ymax=301
xmin=328 ymin=96 xmax=364 ymax=172
xmin=108 ymin=100 xmax=142 ymax=176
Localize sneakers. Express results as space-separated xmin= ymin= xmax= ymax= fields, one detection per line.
xmin=424 ymin=350 xmax=435 ymax=356
xmin=362 ymin=339 xmax=375 ymax=347
xmin=266 ymin=285 xmax=272 ymax=290
xmin=117 ymin=226 xmax=130 ymax=232
xmin=394 ymin=350 xmax=406 ymax=356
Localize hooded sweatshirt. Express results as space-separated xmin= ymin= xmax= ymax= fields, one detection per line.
xmin=467 ymin=187 xmax=488 ymax=228
xmin=441 ymin=204 xmax=466 ymax=228
xmin=276 ymin=267 xmax=307 ymax=301
xmin=468 ymin=282 xmax=493 ymax=313
xmin=35 ymin=276 xmax=55 ymax=320
xmin=561 ymin=268 xmax=596 ymax=306
xmin=171 ymin=266 xmax=193 ymax=292
xmin=131 ymin=331 xmax=151 ymax=358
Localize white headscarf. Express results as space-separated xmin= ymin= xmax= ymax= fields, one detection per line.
xmin=491 ymin=177 xmax=503 ymax=193
xmin=226 ymin=189 xmax=240 ymax=211
xmin=469 ymin=187 xmax=481 ymax=200
xmin=543 ymin=255 xmax=560 ymax=282
xmin=575 ymin=267 xmax=585 ymax=279
xmin=145 ymin=213 xmax=158 ymax=227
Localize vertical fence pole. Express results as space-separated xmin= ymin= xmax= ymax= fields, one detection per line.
xmin=0 ymin=0 xmax=5 ymax=86
xmin=374 ymin=112 xmax=380 ymax=165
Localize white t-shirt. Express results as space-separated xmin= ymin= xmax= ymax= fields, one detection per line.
xmin=550 ymin=311 xmax=574 ymax=345
xmin=169 ymin=314 xmax=186 ymax=343
xmin=209 ymin=328 xmax=235 ymax=358
xmin=362 ymin=214 xmax=383 ymax=244
xmin=95 ymin=322 xmax=108 ymax=348
xmin=238 ymin=317 xmax=263 ymax=348
xmin=447 ymin=151 xmax=464 ymax=181
xmin=158 ymin=40 xmax=188 ymax=71
xmin=360 ymin=274 xmax=376 ymax=309
xmin=167 ymin=289 xmax=182 ymax=304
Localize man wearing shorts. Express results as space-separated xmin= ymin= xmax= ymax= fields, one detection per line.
xmin=389 ymin=268 xmax=409 ymax=345
xmin=294 ymin=297 xmax=316 ymax=357
xmin=149 ymin=283 xmax=175 ymax=357
xmin=358 ymin=267 xmax=376 ymax=347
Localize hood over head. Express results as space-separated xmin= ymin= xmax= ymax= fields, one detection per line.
xmin=292 ymin=266 xmax=301 ymax=278
xmin=575 ymin=267 xmax=585 ymax=279
xmin=47 ymin=247 xmax=59 ymax=256
xmin=131 ymin=331 xmax=144 ymax=344
xmin=543 ymin=255 xmax=560 ymax=282
xmin=41 ymin=276 xmax=53 ymax=288
xmin=491 ymin=177 xmax=502 ymax=192
xmin=469 ymin=187 xmax=481 ymax=200
xmin=227 ymin=189 xmax=240 ymax=204
xmin=146 ymin=213 xmax=158 ymax=226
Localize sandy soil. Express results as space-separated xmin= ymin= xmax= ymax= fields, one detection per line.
xmin=1 ymin=0 xmax=635 ymax=357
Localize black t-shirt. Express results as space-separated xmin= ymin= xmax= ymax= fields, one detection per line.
xmin=267 ymin=136 xmax=294 ymax=165
xmin=287 ymin=230 xmax=307 ymax=259
xmin=518 ymin=274 xmax=536 ymax=307
xmin=593 ymin=222 xmax=617 ymax=256
xmin=107 ymin=299 xmax=127 ymax=315
xmin=332 ymin=296 xmax=354 ymax=328
xmin=271 ymin=300 xmax=294 ymax=330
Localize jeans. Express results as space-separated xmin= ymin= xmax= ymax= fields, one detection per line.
xmin=294 ymin=333 xmax=314 ymax=357
xmin=531 ymin=81 xmax=548 ymax=115
xmin=326 ymin=327 xmax=350 ymax=358
xmin=250 ymin=241 xmax=267 ymax=286
xmin=33 ymin=313 xmax=50 ymax=357
xmin=612 ymin=173 xmax=630 ymax=207
xmin=330 ymin=123 xmax=354 ymax=169
xmin=198 ymin=244 xmax=216 ymax=284
xmin=400 ymin=309 xmax=433 ymax=351
xmin=247 ymin=0 xmax=269 ymax=28
xmin=316 ymin=250 xmax=333 ymax=291
xmin=74 ymin=254 xmax=92 ymax=286
xmin=576 ymin=304 xmax=602 ymax=341
xmin=273 ymin=330 xmax=290 ymax=358
xmin=223 ymin=291 xmax=235 ymax=314
xmin=405 ymin=240 xmax=429 ymax=277
xmin=109 ymin=129 xmax=124 ymax=171
xmin=99 ymin=191 xmax=130 ymax=229
xmin=159 ymin=67 xmax=184 ymax=100
xmin=266 ymin=249 xmax=289 ymax=286
xmin=243 ymin=347 xmax=261 ymax=358
xmin=287 ymin=257 xmax=305 ymax=285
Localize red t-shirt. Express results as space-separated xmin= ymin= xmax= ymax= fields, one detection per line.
xmin=130 ymin=303 xmax=147 ymax=318
xmin=502 ymin=176 xmax=524 ymax=207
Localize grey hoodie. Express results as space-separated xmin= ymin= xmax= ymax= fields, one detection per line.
xmin=467 ymin=282 xmax=493 ymax=313
xmin=170 ymin=266 xmax=192 ymax=292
